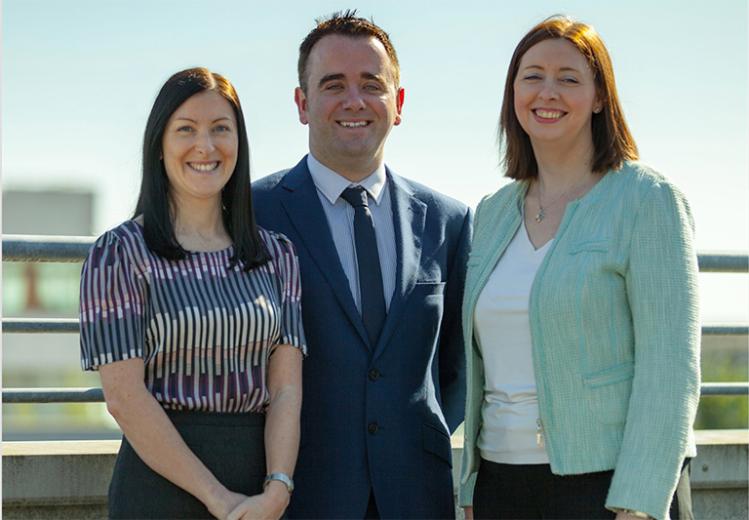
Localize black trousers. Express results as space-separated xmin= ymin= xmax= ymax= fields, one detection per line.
xmin=473 ymin=458 xmax=692 ymax=520
xmin=108 ymin=410 xmax=266 ymax=519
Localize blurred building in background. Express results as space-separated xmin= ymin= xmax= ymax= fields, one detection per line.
xmin=2 ymin=189 xmax=118 ymax=440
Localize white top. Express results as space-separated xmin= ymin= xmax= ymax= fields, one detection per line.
xmin=474 ymin=217 xmax=552 ymax=464
xmin=306 ymin=154 xmax=396 ymax=311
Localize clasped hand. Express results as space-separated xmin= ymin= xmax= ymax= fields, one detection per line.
xmin=213 ymin=482 xmax=290 ymax=520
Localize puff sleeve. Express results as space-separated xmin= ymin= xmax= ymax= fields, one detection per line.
xmin=79 ymin=230 xmax=147 ymax=369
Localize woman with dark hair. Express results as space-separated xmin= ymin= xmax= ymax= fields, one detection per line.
xmin=460 ymin=17 xmax=699 ymax=520
xmin=80 ymin=68 xmax=305 ymax=520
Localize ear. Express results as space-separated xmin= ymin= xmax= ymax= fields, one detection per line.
xmin=593 ymin=94 xmax=603 ymax=114
xmin=393 ymin=87 xmax=405 ymax=126
xmin=294 ymin=87 xmax=309 ymax=125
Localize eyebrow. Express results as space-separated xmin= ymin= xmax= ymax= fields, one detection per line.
xmin=318 ymin=73 xmax=345 ymax=88
xmin=521 ymin=65 xmax=582 ymax=73
xmin=317 ymin=72 xmax=387 ymax=88
xmin=172 ymin=117 xmax=233 ymax=123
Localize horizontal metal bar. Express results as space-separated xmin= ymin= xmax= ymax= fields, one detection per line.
xmin=702 ymin=325 xmax=749 ymax=336
xmin=3 ymin=236 xmax=748 ymax=272
xmin=3 ymin=318 xmax=79 ymax=333
xmin=698 ymin=253 xmax=749 ymax=273
xmin=3 ymin=235 xmax=95 ymax=263
xmin=4 ymin=383 xmax=746 ymax=404
xmin=5 ymin=319 xmax=746 ymax=337
xmin=700 ymin=383 xmax=749 ymax=396
xmin=3 ymin=388 xmax=104 ymax=403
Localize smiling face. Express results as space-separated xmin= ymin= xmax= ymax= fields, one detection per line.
xmin=513 ymin=38 xmax=601 ymax=153
xmin=295 ymin=35 xmax=404 ymax=180
xmin=161 ymin=90 xmax=238 ymax=210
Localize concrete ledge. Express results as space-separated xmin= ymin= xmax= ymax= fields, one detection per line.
xmin=2 ymin=432 xmax=747 ymax=519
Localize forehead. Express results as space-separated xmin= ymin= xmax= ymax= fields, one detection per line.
xmin=171 ymin=90 xmax=236 ymax=120
xmin=518 ymin=38 xmax=591 ymax=72
xmin=307 ymin=34 xmax=396 ymax=81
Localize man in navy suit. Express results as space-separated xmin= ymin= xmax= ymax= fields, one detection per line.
xmin=252 ymin=11 xmax=470 ymax=519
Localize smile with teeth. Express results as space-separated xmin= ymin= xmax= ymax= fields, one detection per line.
xmin=533 ymin=109 xmax=565 ymax=120
xmin=338 ymin=121 xmax=370 ymax=128
xmin=188 ymin=161 xmax=220 ymax=172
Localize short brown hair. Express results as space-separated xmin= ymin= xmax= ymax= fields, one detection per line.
xmin=297 ymin=10 xmax=400 ymax=93
xmin=500 ymin=15 xmax=638 ymax=179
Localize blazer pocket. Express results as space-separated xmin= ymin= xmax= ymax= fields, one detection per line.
xmin=569 ymin=239 xmax=610 ymax=255
xmin=422 ymin=422 xmax=453 ymax=467
xmin=582 ymin=361 xmax=634 ymax=388
xmin=583 ymin=362 xmax=634 ymax=425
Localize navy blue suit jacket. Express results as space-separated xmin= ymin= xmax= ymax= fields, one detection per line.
xmin=252 ymin=157 xmax=470 ymax=519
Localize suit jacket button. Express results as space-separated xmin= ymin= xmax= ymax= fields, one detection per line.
xmin=368 ymin=422 xmax=378 ymax=434
xmin=368 ymin=368 xmax=380 ymax=381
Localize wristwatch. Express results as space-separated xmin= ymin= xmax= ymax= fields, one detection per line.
xmin=264 ymin=472 xmax=294 ymax=494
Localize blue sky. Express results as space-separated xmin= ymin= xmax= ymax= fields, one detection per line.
xmin=3 ymin=0 xmax=748 ymax=321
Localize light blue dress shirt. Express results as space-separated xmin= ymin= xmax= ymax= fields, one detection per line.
xmin=306 ymin=154 xmax=396 ymax=312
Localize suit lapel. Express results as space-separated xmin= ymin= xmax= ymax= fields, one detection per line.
xmin=279 ymin=158 xmax=370 ymax=347
xmin=374 ymin=171 xmax=426 ymax=356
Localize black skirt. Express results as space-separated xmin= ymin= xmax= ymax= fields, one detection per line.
xmin=108 ymin=409 xmax=266 ymax=519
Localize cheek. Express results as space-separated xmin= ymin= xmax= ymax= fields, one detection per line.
xmin=161 ymin=144 xmax=182 ymax=177
xmin=512 ymin=85 xmax=530 ymax=115
xmin=221 ymin=137 xmax=239 ymax=161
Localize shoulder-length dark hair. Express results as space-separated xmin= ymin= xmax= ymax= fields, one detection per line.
xmin=500 ymin=15 xmax=639 ymax=180
xmin=134 ymin=67 xmax=268 ymax=270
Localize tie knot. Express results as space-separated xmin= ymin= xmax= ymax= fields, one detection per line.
xmin=340 ymin=186 xmax=370 ymax=208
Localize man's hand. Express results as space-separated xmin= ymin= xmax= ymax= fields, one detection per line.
xmin=463 ymin=506 xmax=474 ymax=520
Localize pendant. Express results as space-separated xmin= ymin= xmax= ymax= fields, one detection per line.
xmin=535 ymin=207 xmax=545 ymax=223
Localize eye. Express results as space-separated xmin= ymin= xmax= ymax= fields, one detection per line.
xmin=522 ymin=73 xmax=542 ymax=81
xmin=363 ymin=83 xmax=383 ymax=92
xmin=213 ymin=124 xmax=232 ymax=133
xmin=561 ymin=76 xmax=580 ymax=84
xmin=176 ymin=125 xmax=194 ymax=133
xmin=324 ymin=83 xmax=344 ymax=91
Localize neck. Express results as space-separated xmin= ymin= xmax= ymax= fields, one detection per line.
xmin=531 ymin=137 xmax=595 ymax=192
xmin=310 ymin=149 xmax=383 ymax=183
xmin=170 ymin=195 xmax=226 ymax=239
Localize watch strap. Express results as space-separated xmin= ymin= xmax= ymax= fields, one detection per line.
xmin=264 ymin=472 xmax=294 ymax=494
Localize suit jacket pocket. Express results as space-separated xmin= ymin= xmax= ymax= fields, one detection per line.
xmin=422 ymin=422 xmax=453 ymax=467
xmin=583 ymin=362 xmax=634 ymax=425
xmin=568 ymin=238 xmax=610 ymax=255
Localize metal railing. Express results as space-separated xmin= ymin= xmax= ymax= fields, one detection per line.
xmin=3 ymin=235 xmax=748 ymax=404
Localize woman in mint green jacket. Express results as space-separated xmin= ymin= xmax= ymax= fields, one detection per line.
xmin=460 ymin=16 xmax=699 ymax=520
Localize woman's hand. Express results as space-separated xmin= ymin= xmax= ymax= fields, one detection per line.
xmin=226 ymin=482 xmax=290 ymax=520
xmin=205 ymin=488 xmax=247 ymax=520
xmin=463 ymin=505 xmax=474 ymax=519
xmin=615 ymin=511 xmax=650 ymax=520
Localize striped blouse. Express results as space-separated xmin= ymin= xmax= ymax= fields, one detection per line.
xmin=79 ymin=220 xmax=306 ymax=413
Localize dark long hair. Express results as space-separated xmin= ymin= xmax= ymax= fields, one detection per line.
xmin=500 ymin=16 xmax=638 ymax=180
xmin=134 ymin=67 xmax=268 ymax=270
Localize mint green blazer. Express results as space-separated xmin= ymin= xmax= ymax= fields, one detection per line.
xmin=459 ymin=162 xmax=700 ymax=519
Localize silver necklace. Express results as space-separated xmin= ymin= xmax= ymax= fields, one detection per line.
xmin=534 ymin=176 xmax=590 ymax=223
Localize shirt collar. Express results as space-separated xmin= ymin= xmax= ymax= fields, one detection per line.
xmin=306 ymin=153 xmax=387 ymax=206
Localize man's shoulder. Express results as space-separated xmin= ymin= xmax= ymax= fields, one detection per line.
xmin=252 ymin=168 xmax=291 ymax=194
xmin=391 ymin=172 xmax=468 ymax=218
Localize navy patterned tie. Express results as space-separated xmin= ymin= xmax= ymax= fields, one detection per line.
xmin=340 ymin=186 xmax=386 ymax=346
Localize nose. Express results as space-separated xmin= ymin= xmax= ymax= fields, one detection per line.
xmin=194 ymin=131 xmax=216 ymax=154
xmin=341 ymin=87 xmax=366 ymax=111
xmin=538 ymin=79 xmax=559 ymax=101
